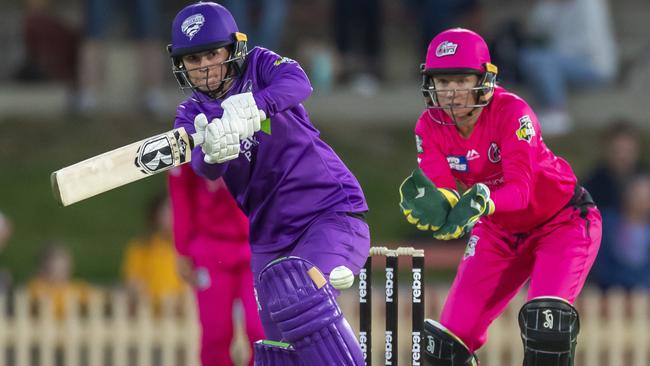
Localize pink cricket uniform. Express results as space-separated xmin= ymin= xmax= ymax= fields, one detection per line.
xmin=168 ymin=164 xmax=264 ymax=366
xmin=415 ymin=86 xmax=601 ymax=351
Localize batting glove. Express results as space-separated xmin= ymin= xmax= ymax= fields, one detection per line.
xmin=433 ymin=183 xmax=495 ymax=240
xmin=194 ymin=113 xmax=240 ymax=164
xmin=221 ymin=92 xmax=263 ymax=140
xmin=399 ymin=168 xmax=459 ymax=232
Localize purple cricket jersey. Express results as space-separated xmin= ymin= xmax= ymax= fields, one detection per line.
xmin=174 ymin=47 xmax=368 ymax=253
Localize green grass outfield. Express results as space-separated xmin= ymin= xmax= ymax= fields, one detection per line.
xmin=0 ymin=114 xmax=644 ymax=284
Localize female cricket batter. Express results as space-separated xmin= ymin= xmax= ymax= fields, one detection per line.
xmin=399 ymin=28 xmax=602 ymax=366
xmin=168 ymin=165 xmax=264 ymax=365
xmin=168 ymin=2 xmax=369 ymax=365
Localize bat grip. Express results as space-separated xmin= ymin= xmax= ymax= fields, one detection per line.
xmin=189 ymin=109 xmax=266 ymax=148
xmin=190 ymin=132 xmax=204 ymax=148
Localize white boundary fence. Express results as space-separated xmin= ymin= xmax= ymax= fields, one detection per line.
xmin=0 ymin=289 xmax=202 ymax=366
xmin=0 ymin=286 xmax=647 ymax=366
xmin=338 ymin=286 xmax=649 ymax=366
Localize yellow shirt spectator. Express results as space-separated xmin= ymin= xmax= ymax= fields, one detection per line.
xmin=27 ymin=278 xmax=90 ymax=320
xmin=27 ymin=242 xmax=91 ymax=320
xmin=122 ymin=232 xmax=186 ymax=306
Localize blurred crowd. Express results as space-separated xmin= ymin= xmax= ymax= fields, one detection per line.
xmin=584 ymin=121 xmax=650 ymax=291
xmin=0 ymin=0 xmax=648 ymax=359
xmin=4 ymin=0 xmax=645 ymax=136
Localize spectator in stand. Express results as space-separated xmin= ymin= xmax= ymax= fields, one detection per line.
xmin=583 ymin=120 xmax=644 ymax=210
xmin=221 ymin=0 xmax=288 ymax=51
xmin=168 ymin=164 xmax=264 ymax=366
xmin=590 ymin=174 xmax=650 ymax=290
xmin=121 ymin=193 xmax=186 ymax=310
xmin=332 ymin=0 xmax=383 ymax=96
xmin=518 ymin=0 xmax=618 ymax=136
xmin=76 ymin=0 xmax=164 ymax=115
xmin=404 ymin=0 xmax=482 ymax=61
xmin=27 ymin=242 xmax=91 ymax=319
xmin=15 ymin=0 xmax=81 ymax=111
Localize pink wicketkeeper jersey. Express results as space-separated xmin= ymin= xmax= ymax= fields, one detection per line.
xmin=168 ymin=164 xmax=250 ymax=267
xmin=415 ymin=86 xmax=577 ymax=233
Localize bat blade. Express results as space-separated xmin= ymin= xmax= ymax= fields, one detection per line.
xmin=51 ymin=127 xmax=195 ymax=206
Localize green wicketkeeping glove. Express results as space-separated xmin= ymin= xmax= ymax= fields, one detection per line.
xmin=433 ymin=183 xmax=495 ymax=240
xmin=399 ymin=168 xmax=459 ymax=231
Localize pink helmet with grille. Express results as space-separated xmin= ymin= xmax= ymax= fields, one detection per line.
xmin=421 ymin=28 xmax=498 ymax=116
xmin=424 ymin=28 xmax=493 ymax=74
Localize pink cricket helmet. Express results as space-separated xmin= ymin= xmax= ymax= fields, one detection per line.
xmin=424 ymin=28 xmax=492 ymax=75
xmin=421 ymin=28 xmax=498 ymax=119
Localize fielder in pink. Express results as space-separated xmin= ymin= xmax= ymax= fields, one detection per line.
xmin=168 ymin=164 xmax=264 ymax=366
xmin=406 ymin=28 xmax=601 ymax=365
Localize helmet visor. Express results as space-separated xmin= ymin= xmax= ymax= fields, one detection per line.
xmin=172 ymin=55 xmax=240 ymax=99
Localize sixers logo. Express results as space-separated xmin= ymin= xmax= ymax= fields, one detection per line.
xmin=464 ymin=235 xmax=479 ymax=259
xmin=415 ymin=134 xmax=423 ymax=153
xmin=516 ymin=115 xmax=536 ymax=142
xmin=436 ymin=41 xmax=458 ymax=57
xmin=488 ymin=142 xmax=501 ymax=163
xmin=181 ymin=13 xmax=205 ymax=40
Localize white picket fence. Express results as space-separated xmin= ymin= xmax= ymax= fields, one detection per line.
xmin=337 ymin=286 xmax=650 ymax=366
xmin=0 ymin=286 xmax=647 ymax=366
xmin=0 ymin=289 xmax=203 ymax=366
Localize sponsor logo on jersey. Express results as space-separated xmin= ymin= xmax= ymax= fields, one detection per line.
xmin=273 ymin=56 xmax=297 ymax=66
xmin=241 ymin=136 xmax=260 ymax=162
xmin=181 ymin=13 xmax=205 ymax=40
xmin=516 ymin=115 xmax=536 ymax=142
xmin=483 ymin=175 xmax=505 ymax=187
xmin=488 ymin=142 xmax=501 ymax=163
xmin=464 ymin=235 xmax=479 ymax=259
xmin=447 ymin=155 xmax=468 ymax=172
xmin=436 ymin=41 xmax=458 ymax=57
xmin=466 ymin=149 xmax=480 ymax=161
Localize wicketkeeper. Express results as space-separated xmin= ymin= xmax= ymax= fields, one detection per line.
xmin=399 ymin=28 xmax=602 ymax=366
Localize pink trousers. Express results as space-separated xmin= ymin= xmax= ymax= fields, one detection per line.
xmin=440 ymin=205 xmax=601 ymax=351
xmin=194 ymin=259 xmax=265 ymax=365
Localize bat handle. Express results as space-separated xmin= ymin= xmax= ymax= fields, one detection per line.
xmin=190 ymin=132 xmax=204 ymax=148
xmin=189 ymin=109 xmax=266 ymax=148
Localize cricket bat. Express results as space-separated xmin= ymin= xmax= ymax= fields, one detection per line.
xmin=51 ymin=114 xmax=270 ymax=207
